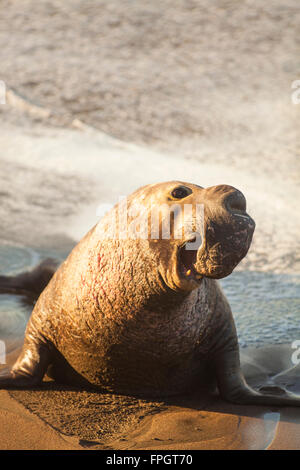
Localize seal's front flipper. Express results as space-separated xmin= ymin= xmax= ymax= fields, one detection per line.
xmin=0 ymin=341 xmax=51 ymax=389
xmin=215 ymin=349 xmax=300 ymax=407
xmin=0 ymin=258 xmax=59 ymax=298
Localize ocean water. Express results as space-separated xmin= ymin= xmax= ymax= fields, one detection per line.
xmin=0 ymin=294 xmax=30 ymax=340
xmin=220 ymin=271 xmax=300 ymax=348
xmin=0 ymin=244 xmax=60 ymax=344
xmin=0 ymin=244 xmax=299 ymax=350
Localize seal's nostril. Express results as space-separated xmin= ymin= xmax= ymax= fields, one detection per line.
xmin=225 ymin=191 xmax=246 ymax=213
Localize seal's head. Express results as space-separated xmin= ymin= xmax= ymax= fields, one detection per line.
xmin=119 ymin=181 xmax=255 ymax=292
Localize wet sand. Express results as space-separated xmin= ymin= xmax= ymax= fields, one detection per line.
xmin=1 ymin=343 xmax=300 ymax=450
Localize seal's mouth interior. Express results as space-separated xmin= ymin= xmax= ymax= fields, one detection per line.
xmin=178 ymin=237 xmax=202 ymax=281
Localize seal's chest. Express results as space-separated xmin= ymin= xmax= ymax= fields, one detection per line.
xmin=119 ymin=308 xmax=206 ymax=361
xmin=99 ymin=315 xmax=209 ymax=396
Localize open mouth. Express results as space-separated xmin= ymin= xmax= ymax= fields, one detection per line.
xmin=178 ymin=236 xmax=202 ymax=281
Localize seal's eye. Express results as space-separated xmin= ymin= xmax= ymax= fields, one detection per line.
xmin=171 ymin=186 xmax=192 ymax=199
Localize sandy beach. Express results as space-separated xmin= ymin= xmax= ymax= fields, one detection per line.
xmin=1 ymin=340 xmax=300 ymax=450
xmin=0 ymin=0 xmax=299 ymax=451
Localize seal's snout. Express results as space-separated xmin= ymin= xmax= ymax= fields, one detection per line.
xmin=190 ymin=184 xmax=256 ymax=281
xmin=205 ymin=185 xmax=247 ymax=214
xmin=224 ymin=189 xmax=246 ymax=214
xmin=206 ymin=184 xmax=254 ymax=226
xmin=146 ymin=181 xmax=255 ymax=290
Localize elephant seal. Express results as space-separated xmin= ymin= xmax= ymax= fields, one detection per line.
xmin=1 ymin=181 xmax=300 ymax=406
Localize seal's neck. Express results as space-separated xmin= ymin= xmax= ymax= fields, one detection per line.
xmin=143 ymin=279 xmax=192 ymax=312
xmin=88 ymin=237 xmax=192 ymax=319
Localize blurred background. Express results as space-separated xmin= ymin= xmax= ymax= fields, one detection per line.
xmin=0 ymin=0 xmax=299 ymax=348
xmin=0 ymin=1 xmax=299 ymax=169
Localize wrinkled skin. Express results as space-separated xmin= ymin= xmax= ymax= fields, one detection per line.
xmin=0 ymin=181 xmax=300 ymax=406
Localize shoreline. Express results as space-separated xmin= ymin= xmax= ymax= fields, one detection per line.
xmin=1 ymin=343 xmax=299 ymax=450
